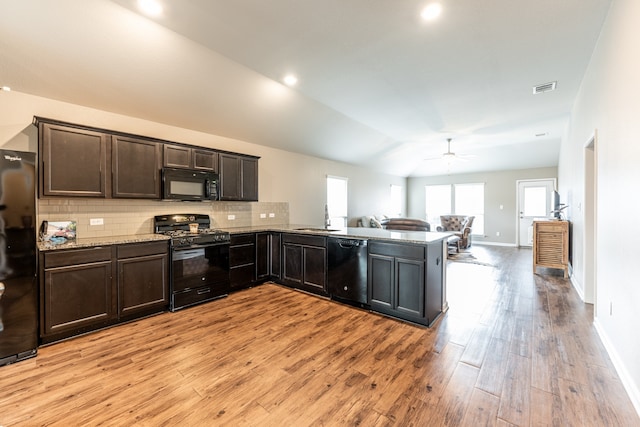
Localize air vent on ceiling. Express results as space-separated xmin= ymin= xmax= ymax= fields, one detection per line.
xmin=533 ymin=81 xmax=557 ymax=94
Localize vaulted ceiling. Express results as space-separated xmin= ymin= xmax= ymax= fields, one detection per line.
xmin=0 ymin=0 xmax=611 ymax=176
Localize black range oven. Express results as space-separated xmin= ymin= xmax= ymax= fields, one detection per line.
xmin=154 ymin=214 xmax=230 ymax=311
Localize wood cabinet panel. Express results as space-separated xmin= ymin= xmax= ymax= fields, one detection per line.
xmin=229 ymin=233 xmax=256 ymax=289
xmin=39 ymin=123 xmax=108 ymax=197
xmin=164 ymin=144 xmax=218 ymax=172
xmin=219 ymin=153 xmax=259 ymax=201
xmin=112 ymin=136 xmax=162 ymax=198
xmin=118 ymin=253 xmax=168 ymax=317
xmin=533 ymin=220 xmax=569 ymax=278
xmin=281 ymin=234 xmax=326 ymax=295
xmin=193 ymin=149 xmax=218 ymax=171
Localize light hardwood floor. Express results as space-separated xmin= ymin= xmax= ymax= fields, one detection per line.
xmin=1 ymin=246 xmax=638 ymax=426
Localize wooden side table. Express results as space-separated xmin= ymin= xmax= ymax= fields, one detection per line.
xmin=533 ymin=220 xmax=569 ymax=278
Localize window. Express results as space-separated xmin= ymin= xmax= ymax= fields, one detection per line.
xmin=425 ymin=184 xmax=452 ymax=226
xmin=455 ymin=183 xmax=484 ymax=236
xmin=425 ymin=183 xmax=484 ymax=235
xmin=326 ymin=176 xmax=348 ymax=227
xmin=390 ymin=184 xmax=403 ymax=217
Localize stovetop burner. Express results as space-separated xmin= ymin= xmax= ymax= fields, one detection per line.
xmin=154 ymin=214 xmax=230 ymax=247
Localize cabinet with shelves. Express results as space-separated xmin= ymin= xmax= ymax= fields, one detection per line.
xmin=219 ymin=153 xmax=258 ymax=201
xmin=533 ymin=220 xmax=569 ymax=278
xmin=281 ymin=233 xmax=327 ymax=296
xmin=163 ymin=144 xmax=218 ymax=172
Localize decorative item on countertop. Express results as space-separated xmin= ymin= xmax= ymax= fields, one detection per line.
xmin=39 ymin=220 xmax=77 ymax=245
xmin=324 ymin=204 xmax=331 ymax=229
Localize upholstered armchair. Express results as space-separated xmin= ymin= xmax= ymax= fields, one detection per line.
xmin=436 ymin=215 xmax=475 ymax=249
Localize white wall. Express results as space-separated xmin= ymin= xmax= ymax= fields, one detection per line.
xmin=0 ymin=91 xmax=405 ymax=227
xmin=558 ymin=0 xmax=640 ymax=413
xmin=407 ymin=167 xmax=557 ymax=244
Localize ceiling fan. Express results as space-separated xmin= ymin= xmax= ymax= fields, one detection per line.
xmin=424 ymin=138 xmax=475 ymax=163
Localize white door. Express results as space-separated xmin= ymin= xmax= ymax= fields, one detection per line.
xmin=517 ymin=179 xmax=556 ymax=247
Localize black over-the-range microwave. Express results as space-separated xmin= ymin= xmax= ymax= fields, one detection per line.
xmin=162 ymin=167 xmax=219 ymax=201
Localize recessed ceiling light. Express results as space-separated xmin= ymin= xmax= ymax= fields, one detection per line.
xmin=421 ymin=3 xmax=442 ymax=21
xmin=283 ymin=75 xmax=298 ymax=86
xmin=0 ymin=86 xmax=11 ymax=92
xmin=138 ymin=0 xmax=163 ymax=17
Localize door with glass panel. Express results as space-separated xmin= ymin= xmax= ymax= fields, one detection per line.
xmin=517 ymin=179 xmax=556 ymax=247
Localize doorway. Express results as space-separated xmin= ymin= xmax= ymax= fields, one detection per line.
xmin=584 ymin=131 xmax=597 ymax=305
xmin=516 ymin=179 xmax=556 ymax=247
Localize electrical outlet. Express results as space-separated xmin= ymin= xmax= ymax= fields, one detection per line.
xmin=227 ymin=215 xmax=235 ymax=220
xmin=260 ymin=213 xmax=267 ymax=219
xmin=90 ymin=218 xmax=104 ymax=226
xmin=269 ymin=213 xmax=275 ymax=218
xmin=496 ymin=231 xmax=500 ymax=237
xmin=499 ymin=204 xmax=504 ymax=210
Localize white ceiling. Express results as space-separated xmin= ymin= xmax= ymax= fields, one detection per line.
xmin=0 ymin=0 xmax=611 ymax=177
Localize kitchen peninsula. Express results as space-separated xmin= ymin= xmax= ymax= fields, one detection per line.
xmin=37 ymin=225 xmax=449 ymax=344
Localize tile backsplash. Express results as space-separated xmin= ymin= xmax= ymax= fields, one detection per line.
xmin=37 ymin=199 xmax=289 ymax=238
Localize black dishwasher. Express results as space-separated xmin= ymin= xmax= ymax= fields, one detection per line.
xmin=327 ymin=237 xmax=368 ymax=307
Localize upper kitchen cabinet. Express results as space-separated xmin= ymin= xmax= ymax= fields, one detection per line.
xmin=112 ymin=135 xmax=162 ymax=199
xmin=219 ymin=153 xmax=259 ymax=201
xmin=39 ymin=122 xmax=109 ymax=198
xmin=163 ymin=144 xmax=218 ymax=172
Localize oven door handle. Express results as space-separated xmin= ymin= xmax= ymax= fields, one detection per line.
xmin=172 ymin=248 xmax=205 ymax=260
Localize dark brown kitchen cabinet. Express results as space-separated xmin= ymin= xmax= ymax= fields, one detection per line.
xmin=163 ymin=144 xmax=218 ymax=171
xmin=219 ymin=153 xmax=259 ymax=201
xmin=117 ymin=241 xmax=169 ymax=319
xmin=39 ymin=122 xmax=109 ymax=198
xmin=229 ymin=233 xmax=256 ymax=290
xmin=368 ymin=241 xmax=443 ymax=326
xmin=281 ymin=233 xmax=327 ymax=296
xmin=112 ymin=135 xmax=162 ymax=198
xmin=40 ymin=240 xmax=170 ymax=344
xmin=256 ymin=232 xmax=281 ymax=281
xmin=40 ymin=247 xmax=115 ymax=343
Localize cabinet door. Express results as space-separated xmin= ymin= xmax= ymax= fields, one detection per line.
xmin=112 ymin=136 xmax=162 ymax=198
xmin=369 ymin=253 xmax=394 ymax=310
xmin=395 ymin=258 xmax=425 ymax=319
xmin=43 ymin=261 xmax=114 ymax=335
xmin=282 ymin=243 xmax=303 ymax=285
xmin=229 ymin=234 xmax=256 ymax=289
xmin=40 ymin=123 xmax=108 ymax=197
xmin=256 ymin=232 xmax=269 ymax=281
xmin=219 ymin=153 xmax=241 ymax=200
xmin=163 ymin=144 xmax=192 ymax=168
xmin=303 ymin=245 xmax=326 ymax=292
xmin=269 ymin=233 xmax=281 ymax=279
xmin=118 ymin=253 xmax=168 ymax=318
xmin=193 ymin=149 xmax=218 ymax=171
xmin=241 ymin=157 xmax=258 ymax=201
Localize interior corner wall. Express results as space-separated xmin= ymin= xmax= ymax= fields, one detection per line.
xmin=407 ymin=167 xmax=557 ymax=245
xmin=558 ymin=0 xmax=640 ymax=413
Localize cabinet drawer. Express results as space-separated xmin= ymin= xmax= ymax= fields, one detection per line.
xmin=282 ymin=233 xmax=326 ymax=247
xmin=117 ymin=241 xmax=169 ymax=259
xmin=230 ymin=233 xmax=255 ymax=245
xmin=229 ymin=244 xmax=255 ymax=267
xmin=368 ymin=242 xmax=425 ymax=260
xmin=230 ymin=264 xmax=255 ymax=287
xmin=537 ymin=223 xmax=566 ymax=233
xmin=44 ymin=247 xmax=112 ymax=268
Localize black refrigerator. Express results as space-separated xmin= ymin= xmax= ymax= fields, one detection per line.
xmin=0 ymin=149 xmax=38 ymax=366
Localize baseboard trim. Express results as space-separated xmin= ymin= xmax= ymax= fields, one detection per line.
xmin=594 ymin=318 xmax=640 ymax=419
xmin=570 ymin=274 xmax=585 ymax=301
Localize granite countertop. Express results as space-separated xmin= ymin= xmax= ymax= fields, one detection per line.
xmin=38 ymin=233 xmax=170 ymax=252
xmin=226 ymin=224 xmax=451 ymax=245
xmin=38 ymin=224 xmax=450 ymax=252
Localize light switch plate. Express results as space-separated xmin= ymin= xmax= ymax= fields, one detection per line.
xmin=90 ymin=218 xmax=104 ymax=226
xmin=227 ymin=215 xmax=235 ymax=220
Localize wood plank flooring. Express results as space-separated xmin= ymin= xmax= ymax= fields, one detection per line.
xmin=1 ymin=246 xmax=638 ymax=426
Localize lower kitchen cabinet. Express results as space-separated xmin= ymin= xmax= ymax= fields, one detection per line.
xmin=256 ymin=232 xmax=281 ymax=281
xmin=281 ymin=233 xmax=327 ymax=296
xmin=117 ymin=241 xmax=169 ymax=319
xmin=40 ymin=247 xmax=115 ymax=343
xmin=229 ymin=233 xmax=256 ymax=290
xmin=39 ymin=240 xmax=170 ymax=344
xmin=368 ymin=241 xmax=443 ymax=326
